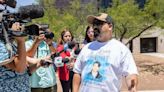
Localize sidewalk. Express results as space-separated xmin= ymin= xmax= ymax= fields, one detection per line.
xmin=143 ymin=53 xmax=164 ymax=58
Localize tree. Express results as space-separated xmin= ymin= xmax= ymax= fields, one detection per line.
xmin=33 ymin=0 xmax=97 ymax=42
xmin=106 ymin=0 xmax=164 ymax=45
xmin=33 ymin=0 xmax=164 ymax=45
xmin=33 ymin=0 xmax=62 ymax=40
xmin=62 ymin=0 xmax=98 ymax=42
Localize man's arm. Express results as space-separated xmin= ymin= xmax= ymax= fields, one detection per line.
xmin=73 ymin=73 xmax=81 ymax=92
xmin=26 ymin=34 xmax=44 ymax=57
xmin=26 ymin=56 xmax=41 ymax=73
xmin=125 ymin=74 xmax=138 ymax=92
xmin=121 ymin=46 xmax=138 ymax=92
xmin=5 ymin=22 xmax=27 ymax=73
xmin=13 ymin=37 xmax=27 ymax=73
xmin=26 ymin=56 xmax=52 ymax=74
xmin=26 ymin=40 xmax=40 ymax=57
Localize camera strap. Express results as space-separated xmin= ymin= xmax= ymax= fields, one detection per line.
xmin=0 ymin=13 xmax=3 ymax=22
xmin=2 ymin=22 xmax=13 ymax=61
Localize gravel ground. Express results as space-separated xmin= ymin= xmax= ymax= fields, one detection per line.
xmin=121 ymin=53 xmax=164 ymax=91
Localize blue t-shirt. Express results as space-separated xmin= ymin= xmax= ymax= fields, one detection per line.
xmin=0 ymin=41 xmax=30 ymax=92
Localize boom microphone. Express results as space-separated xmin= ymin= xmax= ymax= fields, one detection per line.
xmin=18 ymin=5 xmax=44 ymax=20
xmin=5 ymin=0 xmax=17 ymax=8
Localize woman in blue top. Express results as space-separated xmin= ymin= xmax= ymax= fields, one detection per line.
xmin=0 ymin=22 xmax=48 ymax=92
xmin=0 ymin=21 xmax=30 ymax=91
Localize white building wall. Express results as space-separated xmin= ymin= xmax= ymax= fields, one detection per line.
xmin=132 ymin=27 xmax=164 ymax=54
xmin=158 ymin=36 xmax=164 ymax=53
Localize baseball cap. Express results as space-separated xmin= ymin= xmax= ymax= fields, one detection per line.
xmin=87 ymin=13 xmax=113 ymax=24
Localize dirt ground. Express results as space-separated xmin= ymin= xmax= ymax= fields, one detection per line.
xmin=121 ymin=54 xmax=164 ymax=91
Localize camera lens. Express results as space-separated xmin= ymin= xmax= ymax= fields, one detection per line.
xmin=44 ymin=32 xmax=54 ymax=39
xmin=25 ymin=24 xmax=40 ymax=36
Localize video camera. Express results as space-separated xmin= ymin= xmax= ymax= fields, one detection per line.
xmin=0 ymin=4 xmax=45 ymax=39
xmin=39 ymin=24 xmax=54 ymax=39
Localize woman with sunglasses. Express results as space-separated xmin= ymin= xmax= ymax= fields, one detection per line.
xmin=83 ymin=26 xmax=95 ymax=44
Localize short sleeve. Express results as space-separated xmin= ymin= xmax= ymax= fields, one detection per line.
xmin=121 ymin=48 xmax=138 ymax=76
xmin=0 ymin=41 xmax=9 ymax=61
xmin=73 ymin=47 xmax=85 ymax=74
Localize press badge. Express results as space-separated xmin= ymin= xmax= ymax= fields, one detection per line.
xmin=54 ymin=56 xmax=64 ymax=67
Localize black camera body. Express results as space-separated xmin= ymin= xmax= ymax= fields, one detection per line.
xmin=0 ymin=5 xmax=44 ymax=38
xmin=38 ymin=24 xmax=54 ymax=39
xmin=42 ymin=31 xmax=54 ymax=39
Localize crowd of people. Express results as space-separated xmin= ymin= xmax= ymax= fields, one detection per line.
xmin=0 ymin=0 xmax=138 ymax=92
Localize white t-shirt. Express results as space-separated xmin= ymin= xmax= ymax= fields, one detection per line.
xmin=73 ymin=39 xmax=138 ymax=92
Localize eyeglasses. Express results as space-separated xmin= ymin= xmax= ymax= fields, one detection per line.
xmin=87 ymin=30 xmax=94 ymax=34
xmin=93 ymin=19 xmax=105 ymax=26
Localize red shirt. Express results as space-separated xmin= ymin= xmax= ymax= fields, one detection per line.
xmin=57 ymin=44 xmax=70 ymax=81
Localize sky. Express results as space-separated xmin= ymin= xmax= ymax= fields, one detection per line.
xmin=17 ymin=0 xmax=38 ymax=7
xmin=0 ymin=0 xmax=38 ymax=12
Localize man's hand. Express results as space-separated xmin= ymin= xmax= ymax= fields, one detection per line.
xmin=39 ymin=59 xmax=52 ymax=68
xmin=66 ymin=57 xmax=75 ymax=69
xmin=0 ymin=0 xmax=5 ymax=4
xmin=126 ymin=74 xmax=138 ymax=92
xmin=34 ymin=33 xmax=45 ymax=44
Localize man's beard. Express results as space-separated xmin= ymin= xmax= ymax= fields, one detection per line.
xmin=93 ymin=28 xmax=100 ymax=39
xmin=94 ymin=28 xmax=110 ymax=42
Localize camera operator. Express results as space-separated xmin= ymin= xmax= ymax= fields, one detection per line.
xmin=0 ymin=22 xmax=55 ymax=92
xmin=26 ymin=25 xmax=57 ymax=92
xmin=0 ymin=1 xmax=54 ymax=91
xmin=0 ymin=21 xmax=30 ymax=92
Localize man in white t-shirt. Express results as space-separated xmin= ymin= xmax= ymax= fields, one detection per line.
xmin=73 ymin=13 xmax=138 ymax=92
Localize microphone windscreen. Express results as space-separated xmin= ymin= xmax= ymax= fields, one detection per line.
xmin=5 ymin=0 xmax=17 ymax=8
xmin=18 ymin=5 xmax=44 ymax=19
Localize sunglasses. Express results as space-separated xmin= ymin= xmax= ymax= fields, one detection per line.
xmin=93 ymin=19 xmax=105 ymax=26
xmin=87 ymin=30 xmax=94 ymax=34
